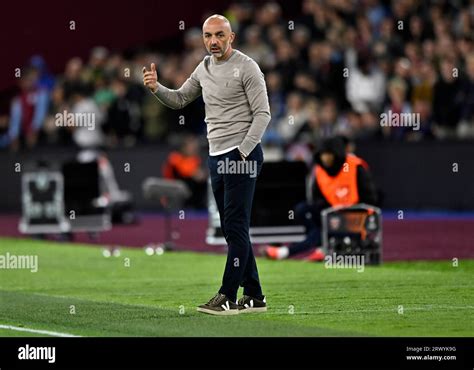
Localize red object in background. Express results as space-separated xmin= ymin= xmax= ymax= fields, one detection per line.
xmin=162 ymin=151 xmax=201 ymax=180
xmin=19 ymin=90 xmax=37 ymax=136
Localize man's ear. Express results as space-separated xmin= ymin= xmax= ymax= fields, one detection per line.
xmin=230 ymin=32 xmax=236 ymax=44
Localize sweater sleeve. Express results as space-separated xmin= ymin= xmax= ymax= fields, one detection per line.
xmin=152 ymin=65 xmax=202 ymax=110
xmin=238 ymin=60 xmax=271 ymax=157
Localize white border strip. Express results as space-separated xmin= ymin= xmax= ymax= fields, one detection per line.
xmin=0 ymin=324 xmax=81 ymax=337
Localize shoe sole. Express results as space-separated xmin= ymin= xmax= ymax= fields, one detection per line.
xmin=238 ymin=307 xmax=267 ymax=313
xmin=196 ymin=307 xmax=239 ymax=316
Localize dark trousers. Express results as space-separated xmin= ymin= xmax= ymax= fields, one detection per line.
xmin=288 ymin=201 xmax=323 ymax=256
xmin=208 ymin=144 xmax=264 ymax=303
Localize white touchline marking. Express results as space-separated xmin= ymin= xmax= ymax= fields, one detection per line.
xmin=0 ymin=324 xmax=81 ymax=337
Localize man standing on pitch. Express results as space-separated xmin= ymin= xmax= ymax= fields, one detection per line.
xmin=143 ymin=14 xmax=271 ymax=315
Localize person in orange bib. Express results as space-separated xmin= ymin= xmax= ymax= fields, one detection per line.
xmin=265 ymin=136 xmax=377 ymax=261
xmin=162 ymin=135 xmax=207 ymax=208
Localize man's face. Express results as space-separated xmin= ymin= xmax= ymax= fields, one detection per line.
xmin=320 ymin=152 xmax=335 ymax=168
xmin=203 ymin=19 xmax=235 ymax=59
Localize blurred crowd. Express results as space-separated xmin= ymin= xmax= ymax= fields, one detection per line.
xmin=1 ymin=0 xmax=473 ymax=153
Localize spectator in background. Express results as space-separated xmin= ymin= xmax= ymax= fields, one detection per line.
xmin=457 ymin=53 xmax=474 ymax=138
xmin=274 ymin=40 xmax=300 ymax=91
xmin=293 ymin=71 xmax=319 ymax=97
xmin=408 ymin=100 xmax=434 ymax=141
xmin=83 ymin=46 xmax=109 ymax=89
xmin=277 ymin=92 xmax=308 ymax=143
xmin=432 ymin=58 xmax=462 ymax=138
xmin=374 ymin=17 xmax=403 ymax=58
xmin=70 ymin=85 xmax=104 ymax=149
xmin=29 ymin=55 xmax=55 ymax=92
xmin=94 ymin=74 xmax=115 ymax=117
xmin=262 ymin=71 xmax=286 ymax=145
xmin=382 ymin=77 xmax=412 ymax=140
xmin=391 ymin=0 xmax=411 ymax=42
xmin=103 ymin=78 xmax=141 ymax=148
xmin=266 ymin=24 xmax=287 ymax=49
xmin=240 ymin=25 xmax=275 ymax=70
xmin=453 ymin=8 xmax=473 ymax=39
xmin=359 ymin=111 xmax=382 ymax=139
xmin=307 ymin=0 xmax=330 ymax=41
xmin=366 ymin=0 xmax=388 ymax=35
xmin=346 ymin=51 xmax=386 ymax=113
xmin=62 ymin=57 xmax=91 ymax=101
xmin=333 ymin=110 xmax=361 ymax=139
xmin=42 ymin=84 xmax=71 ymax=146
xmin=183 ymin=28 xmax=208 ymax=64
xmin=226 ymin=2 xmax=254 ymax=36
xmin=0 ymin=115 xmax=11 ymax=149
xmin=308 ymin=41 xmax=346 ymax=106
xmin=422 ymin=39 xmax=436 ymax=63
xmin=408 ymin=15 xmax=432 ymax=44
xmin=291 ymin=25 xmax=311 ymax=62
xmin=256 ymin=1 xmax=283 ymax=39
xmin=298 ymin=0 xmax=318 ymax=35
xmin=7 ymin=68 xmax=49 ymax=150
xmin=392 ymin=57 xmax=413 ymax=102
xmin=318 ymin=98 xmax=338 ymax=138
xmin=411 ymin=61 xmax=436 ymax=106
xmin=294 ymin=99 xmax=321 ymax=144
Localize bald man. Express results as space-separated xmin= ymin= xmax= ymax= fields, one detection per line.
xmin=143 ymin=15 xmax=271 ymax=315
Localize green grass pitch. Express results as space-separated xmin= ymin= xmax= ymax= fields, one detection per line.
xmin=0 ymin=237 xmax=472 ymax=337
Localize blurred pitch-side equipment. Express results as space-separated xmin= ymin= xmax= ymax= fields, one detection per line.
xmin=19 ymin=169 xmax=70 ymax=234
xmin=19 ymin=150 xmax=134 ymax=235
xmin=321 ymin=204 xmax=383 ymax=265
xmin=62 ymin=150 xmax=134 ymax=231
xmin=62 ymin=157 xmax=111 ymax=232
xmin=206 ymin=161 xmax=308 ymax=244
xmin=142 ymin=177 xmax=191 ymax=250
